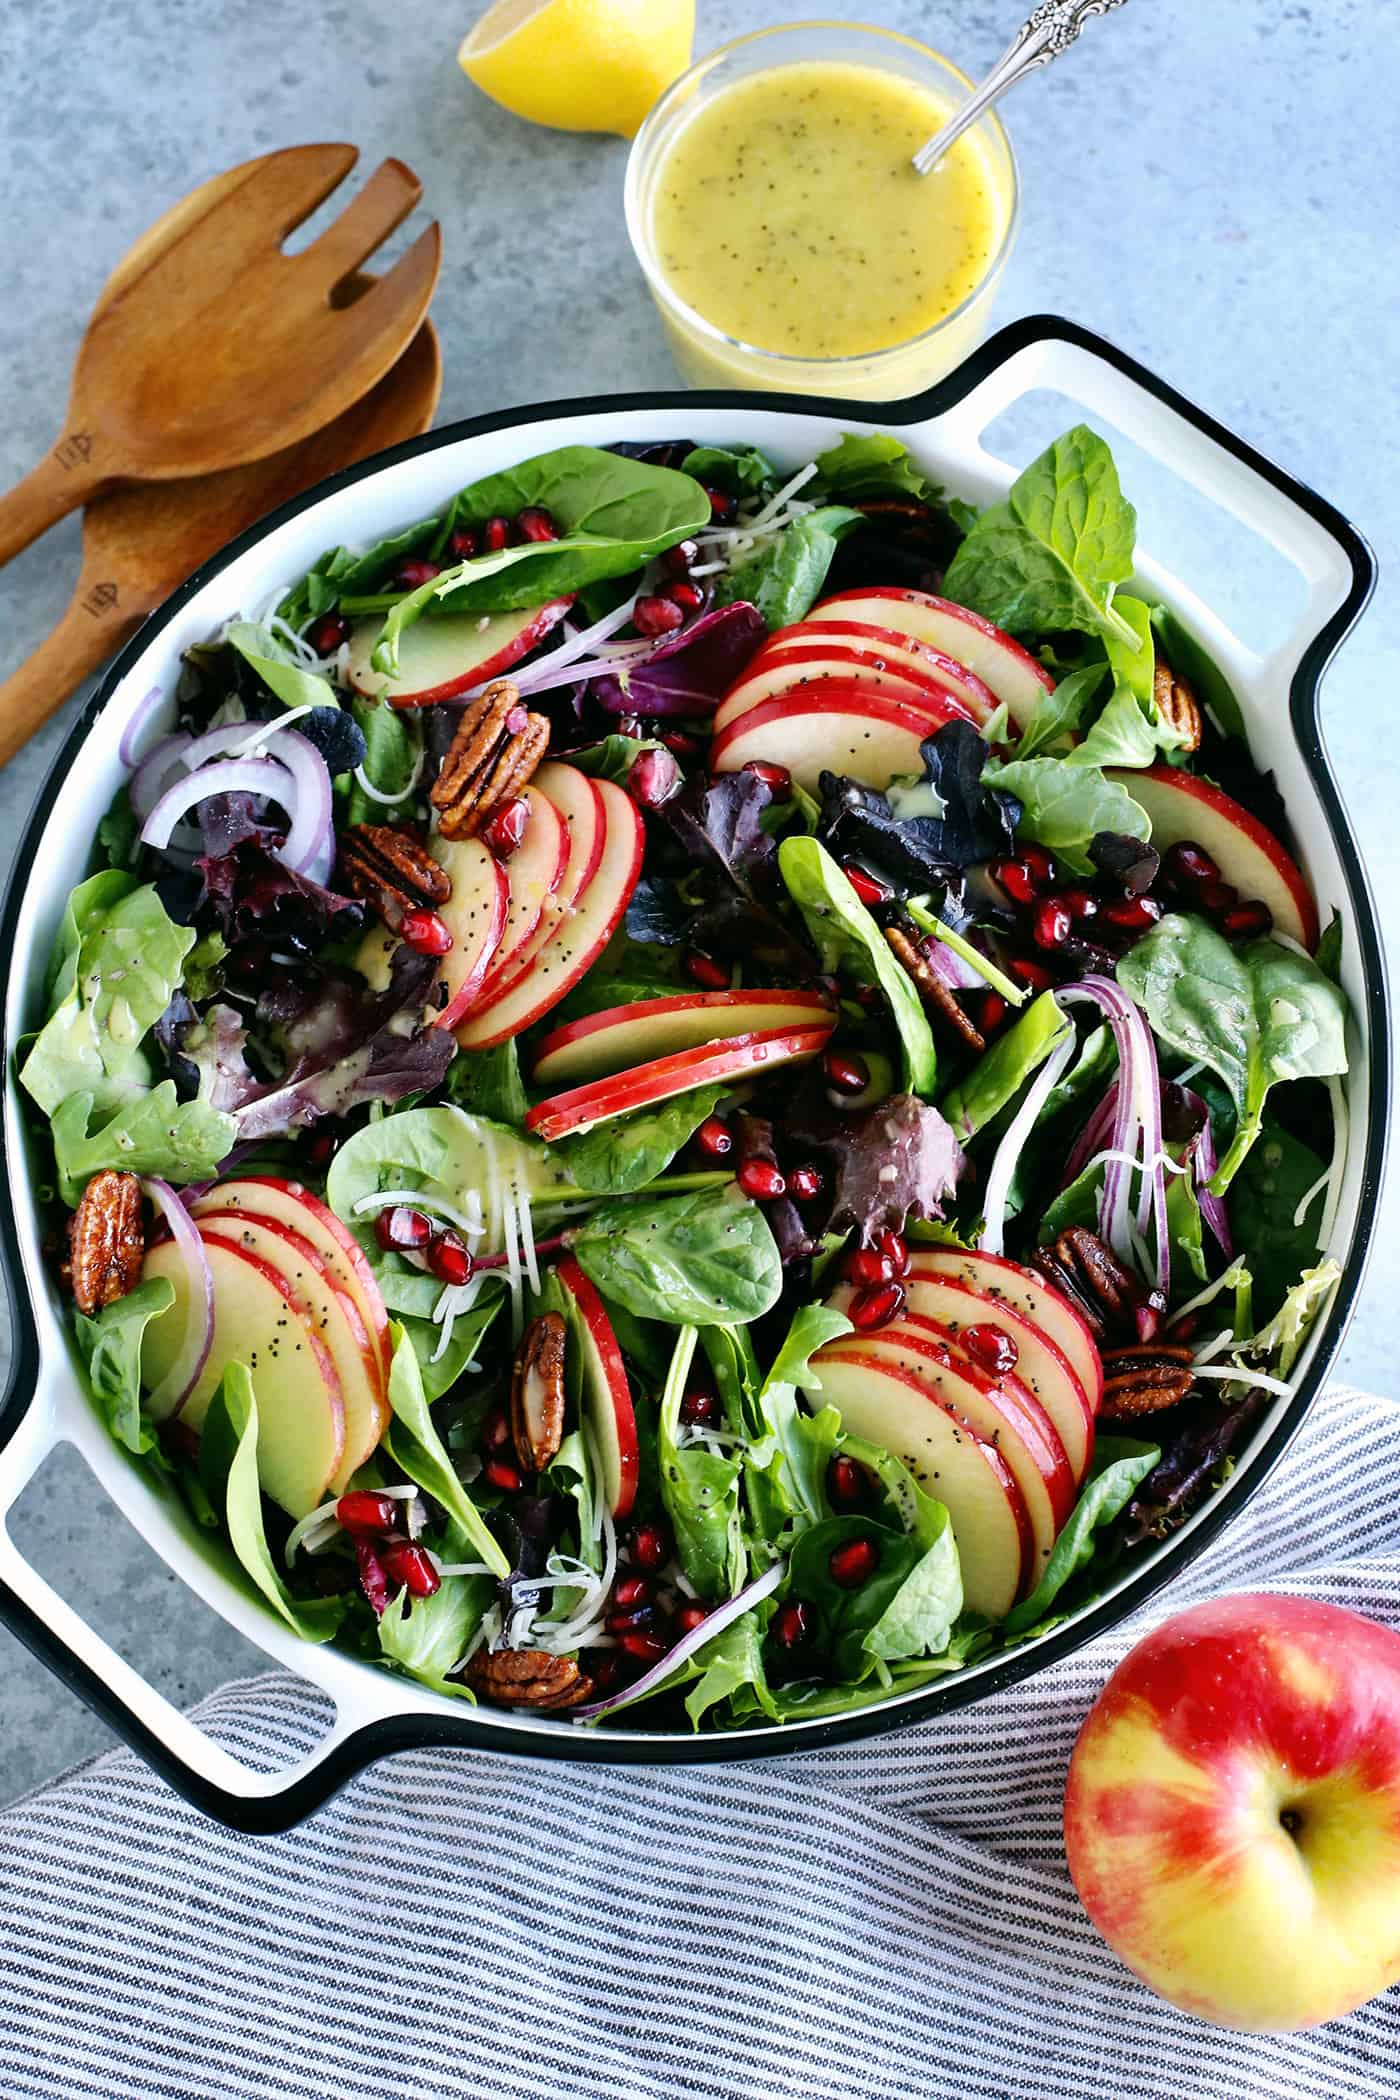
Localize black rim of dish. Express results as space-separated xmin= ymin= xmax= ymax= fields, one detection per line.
xmin=0 ymin=315 xmax=1386 ymax=1832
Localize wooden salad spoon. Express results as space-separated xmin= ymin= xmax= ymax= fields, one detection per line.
xmin=0 ymin=143 xmax=441 ymax=566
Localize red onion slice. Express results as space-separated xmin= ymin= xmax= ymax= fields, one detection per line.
xmin=261 ymin=729 xmax=333 ymax=874
xmin=129 ymin=733 xmax=193 ymax=822
xmin=118 ymin=685 xmax=168 ymax=770
xmin=139 ymin=1178 xmax=214 ymax=1415
xmin=141 ymin=756 xmax=296 ymax=853
xmin=572 ymin=1560 xmax=787 ymax=1724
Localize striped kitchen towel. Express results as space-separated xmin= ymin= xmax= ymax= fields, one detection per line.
xmin=1 ymin=1382 xmax=1398 ymax=2100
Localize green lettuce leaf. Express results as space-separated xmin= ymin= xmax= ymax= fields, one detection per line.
xmin=377 ymin=1552 xmax=493 ymax=1698
xmin=715 ymin=506 xmax=865 ymax=630
xmin=980 ymin=756 xmax=1151 ymax=877
xmin=939 ymin=990 xmax=1071 ymax=1143
xmin=657 ymin=1327 xmax=744 ymax=1602
xmin=1002 ymin=1437 xmax=1161 ymax=1640
xmin=50 ymin=1084 xmax=236 ymax=1206
xmin=569 ymin=1184 xmax=782 ymax=1328
xmin=552 ymin=1084 xmax=726 ymax=1195
xmin=381 ymin=1325 xmax=510 ymax=1577
xmin=73 ymin=1276 xmax=174 ymax=1457
xmin=812 ymin=432 xmax=942 ymax=505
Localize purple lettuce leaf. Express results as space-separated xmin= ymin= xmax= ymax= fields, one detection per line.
xmin=155 ymin=994 xmax=260 ymax=1111
xmin=592 ymin=604 xmax=767 ymax=718
xmin=796 ymin=1092 xmax=965 ymax=1245
xmin=818 ymin=720 xmax=1022 ymax=893
xmin=196 ymin=840 xmax=364 ymax=953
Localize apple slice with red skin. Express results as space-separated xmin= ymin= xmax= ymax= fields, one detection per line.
xmin=187 ymin=1176 xmax=390 ymax=1386
xmin=1106 ymin=762 xmax=1319 ymax=950
xmin=345 ymin=598 xmax=572 ymax=707
xmin=554 ymin=1255 xmax=639 ymax=1518
xmin=819 ymin=1323 xmax=1074 ymax=1578
xmin=801 ymin=1350 xmax=1031 ymax=1617
xmin=830 ymin=1270 xmax=1096 ymax=1483
xmin=355 ymin=836 xmax=509 ymax=1030
xmin=456 ymin=772 xmax=643 ymax=1049
xmin=456 ymin=783 xmax=569 ymax=991
xmin=532 ymin=988 xmax=835 ymax=1088
xmin=806 ymin=589 xmax=1055 ymax=730
xmin=193 ymin=1210 xmax=389 ymax=1493
xmin=905 ymin=1246 xmax=1104 ymax=1416
xmin=755 ymin=618 xmax=1001 ymax=724
xmin=142 ymin=1233 xmax=346 ymax=1518
xmin=465 ymin=764 xmax=603 ymax=1023
xmin=525 ymin=1022 xmax=833 ymax=1141
xmin=709 ymin=688 xmax=972 ymax=793
xmin=714 ymin=648 xmax=977 ymax=733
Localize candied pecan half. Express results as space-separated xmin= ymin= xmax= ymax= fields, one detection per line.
xmin=67 ymin=1171 xmax=144 ymax=1315
xmin=337 ymin=824 xmax=451 ymax=931
xmin=511 ymin=1311 xmax=567 ymax=1473
xmin=466 ymin=1648 xmax=594 ymax=1710
xmin=1100 ymin=1342 xmax=1197 ymax=1420
xmin=884 ymin=925 xmax=985 ymax=1053
xmin=1153 ymin=652 xmax=1203 ymax=754
xmin=1031 ymin=1225 xmax=1164 ymax=1343
xmin=430 ymin=680 xmax=549 ymax=840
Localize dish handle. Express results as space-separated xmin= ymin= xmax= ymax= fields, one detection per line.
xmin=0 ymin=1368 xmax=389 ymax=1832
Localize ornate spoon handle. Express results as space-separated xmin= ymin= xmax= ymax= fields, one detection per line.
xmin=912 ymin=1 xmax=1130 ymax=174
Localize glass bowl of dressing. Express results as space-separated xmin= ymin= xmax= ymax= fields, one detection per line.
xmin=625 ymin=19 xmax=1019 ymax=400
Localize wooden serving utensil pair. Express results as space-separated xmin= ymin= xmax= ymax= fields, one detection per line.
xmin=0 ymin=144 xmax=445 ymax=769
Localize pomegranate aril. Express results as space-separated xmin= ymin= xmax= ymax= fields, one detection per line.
xmin=849 ymin=1281 xmax=906 ymax=1332
xmin=961 ymin=1323 xmax=1019 ymax=1376
xmin=829 ymin=1536 xmax=879 ymax=1588
xmin=336 ymin=1490 xmax=400 ymax=1537
xmin=1007 ymin=957 xmax=1055 ymax=993
xmin=844 ymin=1246 xmax=895 ymax=1289
xmin=1062 ymin=888 xmax=1098 ymax=920
xmin=447 ymin=526 xmax=481 ymax=560
xmin=705 ymin=485 xmax=737 ymax=521
xmin=737 ymin=1159 xmax=787 ymax=1202
xmin=1021 ymin=844 xmax=1056 ymax=887
xmin=787 ymin=1163 xmax=825 ymax=1203
xmin=694 ymin=1115 xmax=735 ymax=1162
xmin=823 ymin=1048 xmax=870 ymax=1095
xmin=516 ymin=506 xmax=559 ymax=543
xmin=427 ymin=1232 xmax=474 ymax=1287
xmin=482 ymin=1406 xmax=512 ymax=1453
xmin=482 ymin=515 xmax=511 ymax=553
xmin=1168 ymin=1311 xmax=1199 ymax=1343
xmin=483 ymin=795 xmax=531 ymax=858
xmin=586 ymin=1650 xmax=622 ymax=1691
xmin=741 ymin=759 xmax=792 ymax=799
xmin=628 ymin=746 xmax=683 ymax=810
xmin=772 ymin=1600 xmax=811 ymax=1649
xmin=306 ymin=611 xmax=350 ymax=656
xmin=991 ymin=858 xmax=1038 ymax=905
xmin=684 ymin=950 xmax=731 ymax=990
xmin=876 ymin=1228 xmax=910 ymax=1276
xmin=1136 ymin=1295 xmax=1167 ymax=1344
xmin=674 ymin=1603 xmax=710 ymax=1637
xmin=633 ymin=593 xmax=686 ymax=637
xmin=614 ymin=1576 xmax=652 ymax=1610
xmin=1222 ymin=900 xmax=1273 ymax=940
xmin=1163 ymin=841 xmax=1220 ymax=889
xmin=978 ymin=990 xmax=1008 ymax=1035
xmin=680 ymin=1387 xmax=720 ymax=1427
xmin=381 ymin=1539 xmax=440 ymax=1598
xmin=306 ymin=1129 xmax=338 ymax=1169
xmin=662 ymin=540 xmax=699 ymax=577
xmin=842 ymin=863 xmax=890 ymax=907
xmin=484 ymin=1457 xmax=523 ymax=1493
xmin=375 ymin=1205 xmax=432 ymax=1252
xmin=1197 ymin=879 xmax=1239 ymax=916
xmin=390 ymin=557 xmax=442 ymax=591
xmin=1099 ymin=894 xmax=1164 ymax=931
xmin=606 ymin=1605 xmax=656 ymax=1635
xmin=659 ymin=728 xmax=703 ymax=760
xmin=827 ymin=1454 xmax=868 ymax=1509
xmin=619 ymin=1630 xmax=670 ymax=1663
xmin=1032 ymin=898 xmax=1073 ymax=950
xmin=661 ymin=580 xmax=705 ymax=613
xmin=629 ymin=1522 xmax=670 ymax=1571
xmin=400 ymin=908 xmax=453 ymax=957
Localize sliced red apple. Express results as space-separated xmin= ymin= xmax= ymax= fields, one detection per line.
xmin=1106 ymin=762 xmax=1318 ymax=950
xmin=554 ymin=1254 xmax=638 ymax=1518
xmin=713 ymin=648 xmax=974 ymax=734
xmin=709 ymin=689 xmax=965 ymax=792
xmin=821 ymin=1323 xmax=1072 ymax=1583
xmin=906 ymin=1247 xmax=1104 ymax=1417
xmin=802 ymin=1351 xmax=1031 ymax=1618
xmin=525 ymin=1023 xmax=832 ymax=1141
xmin=758 ymin=618 xmax=1001 ymax=724
xmin=807 ymin=590 xmax=1055 ymax=730
xmin=532 ymin=989 xmax=835 ymax=1088
xmin=346 ymin=598 xmax=572 ymax=707
xmin=456 ymin=773 xmax=643 ymax=1049
xmin=463 ymin=763 xmax=604 ymax=1023
xmin=142 ymin=1233 xmax=345 ymax=1518
xmin=458 ymin=783 xmax=569 ymax=991
xmin=193 ymin=1210 xmax=389 ymax=1493
xmin=354 ymin=836 xmax=509 ymax=1030
xmin=187 ymin=1176 xmax=390 ymax=1385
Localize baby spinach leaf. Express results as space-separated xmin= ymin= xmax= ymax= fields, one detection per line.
xmin=1001 ymin=1436 xmax=1160 ymax=1640
xmin=1149 ymin=602 xmax=1246 ymax=741
xmin=980 ymin=756 xmax=1151 ymax=876
xmin=1117 ymin=914 xmax=1348 ymax=1191
xmin=939 ymin=991 xmax=1071 ymax=1143
xmin=1227 ymin=1112 xmax=1326 ymax=1320
xmin=564 ymin=733 xmax=670 ymax=786
xmin=444 ymin=1042 xmax=530 ymax=1127
xmin=73 ymin=1276 xmax=174 ymax=1458
xmin=1070 ymin=596 xmax=1193 ymax=771
xmin=658 ymin=1327 xmax=745 ymax=1601
xmin=553 ymin=1084 xmax=727 ymax=1195
xmin=568 ymin=1184 xmax=783 ymax=1328
xmin=777 ymin=836 xmax=937 ymax=1094
xmin=813 ymin=433 xmax=942 ymax=505
xmin=1316 ymin=912 xmax=1344 ymax=986
xmin=50 ymin=1084 xmax=236 ymax=1206
xmin=942 ymin=425 xmax=1140 ymax=651
xmin=680 ymin=443 xmax=778 ymax=499
xmin=224 ymin=620 xmax=338 ymax=714
xmin=740 ymin=1302 xmax=854 ymax=1540
xmin=199 ymin=1365 xmax=345 ymax=1643
xmin=789 ymin=1514 xmax=958 ymax=1680
xmin=343 ymin=694 xmax=421 ymax=827
xmin=715 ymin=506 xmax=865 ymax=631
xmin=381 ymin=1325 xmax=510 ymax=1578
xmin=1013 ymin=662 xmax=1109 ymax=761
xmin=377 ymin=1560 xmax=493 ymax=1698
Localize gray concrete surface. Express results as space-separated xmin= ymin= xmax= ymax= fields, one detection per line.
xmin=0 ymin=0 xmax=1394 ymax=1805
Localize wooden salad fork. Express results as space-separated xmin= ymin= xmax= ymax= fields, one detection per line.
xmin=0 ymin=143 xmax=441 ymax=566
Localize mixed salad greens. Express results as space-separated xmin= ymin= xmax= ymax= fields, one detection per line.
xmin=20 ymin=422 xmax=1351 ymax=1728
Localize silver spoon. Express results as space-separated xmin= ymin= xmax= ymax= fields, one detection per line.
xmin=912 ymin=0 xmax=1130 ymax=175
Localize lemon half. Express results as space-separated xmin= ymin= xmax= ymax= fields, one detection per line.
xmin=459 ymin=0 xmax=695 ymax=139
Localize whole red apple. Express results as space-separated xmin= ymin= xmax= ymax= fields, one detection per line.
xmin=1064 ymin=1592 xmax=1400 ymax=2031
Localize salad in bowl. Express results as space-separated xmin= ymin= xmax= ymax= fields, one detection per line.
xmin=18 ymin=422 xmax=1351 ymax=1731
